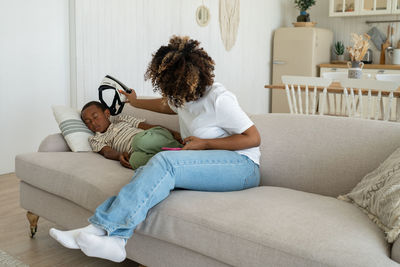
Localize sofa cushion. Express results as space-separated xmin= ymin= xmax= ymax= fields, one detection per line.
xmin=15 ymin=153 xmax=396 ymax=266
xmin=16 ymin=152 xmax=134 ymax=211
xmin=339 ymin=146 xmax=400 ymax=243
xmin=137 ymin=187 xmax=396 ymax=267
xmin=251 ymin=114 xmax=400 ymax=197
xmin=38 ymin=133 xmax=71 ymax=152
xmin=122 ymin=104 xmax=180 ymax=132
xmin=52 ymin=105 xmax=94 ymax=152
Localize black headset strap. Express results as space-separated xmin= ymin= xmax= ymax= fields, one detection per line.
xmin=98 ymin=85 xmax=125 ymax=116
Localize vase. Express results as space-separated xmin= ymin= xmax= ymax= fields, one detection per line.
xmin=296 ymin=11 xmax=310 ymax=22
xmin=337 ymin=54 xmax=344 ymax=61
xmin=347 ymin=61 xmax=364 ymax=79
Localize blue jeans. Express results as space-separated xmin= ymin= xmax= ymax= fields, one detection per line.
xmin=88 ymin=150 xmax=260 ymax=239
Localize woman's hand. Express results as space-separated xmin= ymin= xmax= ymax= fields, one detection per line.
xmin=119 ymin=152 xmax=132 ymax=169
xmin=119 ymin=89 xmax=137 ymax=106
xmin=181 ymin=126 xmax=260 ymax=151
xmin=182 ymin=136 xmax=208 ymax=150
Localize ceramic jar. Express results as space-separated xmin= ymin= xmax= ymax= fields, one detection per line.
xmin=347 ymin=61 xmax=364 ymax=79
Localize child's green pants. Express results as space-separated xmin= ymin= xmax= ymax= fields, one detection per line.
xmin=129 ymin=126 xmax=183 ymax=170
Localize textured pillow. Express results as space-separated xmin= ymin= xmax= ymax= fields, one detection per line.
xmin=338 ymin=147 xmax=400 ymax=243
xmin=52 ymin=105 xmax=94 ymax=152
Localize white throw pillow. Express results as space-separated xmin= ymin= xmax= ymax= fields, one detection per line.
xmin=339 ymin=147 xmax=400 ymax=243
xmin=52 ymin=105 xmax=93 ymax=152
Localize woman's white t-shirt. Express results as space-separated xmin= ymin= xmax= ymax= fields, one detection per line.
xmin=168 ymin=82 xmax=260 ymax=165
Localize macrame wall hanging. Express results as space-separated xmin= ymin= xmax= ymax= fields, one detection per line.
xmin=219 ymin=0 xmax=240 ymax=51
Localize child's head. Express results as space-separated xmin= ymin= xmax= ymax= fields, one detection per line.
xmin=145 ymin=35 xmax=215 ymax=108
xmin=81 ymin=101 xmax=111 ymax=133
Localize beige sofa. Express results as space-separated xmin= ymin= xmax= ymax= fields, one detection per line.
xmin=15 ymin=105 xmax=400 ymax=267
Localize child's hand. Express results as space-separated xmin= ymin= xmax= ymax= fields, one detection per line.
xmin=119 ymin=89 xmax=137 ymax=106
xmin=182 ymin=136 xmax=208 ymax=150
xmin=171 ymin=131 xmax=183 ymax=144
xmin=119 ymin=152 xmax=132 ymax=169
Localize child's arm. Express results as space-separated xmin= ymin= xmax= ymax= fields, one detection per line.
xmin=138 ymin=122 xmax=182 ymax=143
xmin=99 ymin=146 xmax=132 ymax=169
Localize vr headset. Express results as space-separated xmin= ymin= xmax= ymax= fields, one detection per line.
xmin=98 ymin=75 xmax=132 ymax=115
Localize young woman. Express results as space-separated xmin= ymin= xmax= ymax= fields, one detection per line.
xmin=50 ymin=36 xmax=261 ymax=262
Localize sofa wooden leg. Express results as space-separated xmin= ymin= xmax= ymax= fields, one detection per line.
xmin=138 ymin=265 xmax=147 ymax=267
xmin=26 ymin=211 xmax=39 ymax=238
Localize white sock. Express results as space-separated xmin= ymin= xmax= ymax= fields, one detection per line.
xmin=76 ymin=232 xmax=126 ymax=262
xmin=49 ymin=224 xmax=106 ymax=249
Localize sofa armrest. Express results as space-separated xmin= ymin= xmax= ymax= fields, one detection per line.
xmin=392 ymin=237 xmax=400 ymax=263
xmin=38 ymin=133 xmax=71 ymax=152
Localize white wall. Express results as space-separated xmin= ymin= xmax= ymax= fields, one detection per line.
xmin=288 ymin=1 xmax=400 ymax=64
xmin=72 ymin=0 xmax=290 ymax=115
xmin=0 ymin=0 xmax=295 ymax=174
xmin=0 ymin=0 xmax=70 ymax=174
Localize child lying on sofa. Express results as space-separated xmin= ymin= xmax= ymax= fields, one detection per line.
xmin=81 ymin=101 xmax=182 ymax=170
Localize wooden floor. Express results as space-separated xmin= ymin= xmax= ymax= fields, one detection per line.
xmin=0 ymin=173 xmax=139 ymax=267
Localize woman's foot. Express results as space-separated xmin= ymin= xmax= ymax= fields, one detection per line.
xmin=49 ymin=224 xmax=106 ymax=249
xmin=76 ymin=232 xmax=126 ymax=262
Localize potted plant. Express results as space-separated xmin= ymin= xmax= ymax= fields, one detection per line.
xmin=334 ymin=41 xmax=345 ymax=62
xmin=295 ymin=0 xmax=316 ymax=22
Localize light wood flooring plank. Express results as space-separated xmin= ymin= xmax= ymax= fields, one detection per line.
xmin=0 ymin=173 xmax=139 ymax=267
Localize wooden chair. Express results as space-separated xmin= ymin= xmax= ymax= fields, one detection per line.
xmin=281 ymin=75 xmax=398 ymax=121
xmin=339 ymin=78 xmax=398 ymax=121
xmin=375 ymin=74 xmax=400 ymax=121
xmin=321 ymin=72 xmax=373 ymax=116
xmin=281 ymin=75 xmax=333 ymax=115
xmin=320 ymin=72 xmax=348 ymax=115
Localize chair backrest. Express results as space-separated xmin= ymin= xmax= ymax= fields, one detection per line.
xmin=281 ymin=75 xmax=333 ymax=115
xmin=340 ymin=78 xmax=398 ymax=91
xmin=339 ymin=78 xmax=398 ymax=121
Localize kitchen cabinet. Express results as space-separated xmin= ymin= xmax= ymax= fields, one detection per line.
xmin=360 ymin=0 xmax=391 ymax=15
xmin=329 ymin=0 xmax=394 ymax=16
xmin=329 ymin=0 xmax=358 ymax=16
xmin=392 ymin=0 xmax=400 ymax=13
xmin=320 ymin=64 xmax=400 ymax=78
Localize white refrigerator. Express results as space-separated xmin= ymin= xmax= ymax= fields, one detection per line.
xmin=271 ymin=27 xmax=333 ymax=113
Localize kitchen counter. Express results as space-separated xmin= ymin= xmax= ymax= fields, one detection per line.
xmin=319 ymin=63 xmax=400 ymax=70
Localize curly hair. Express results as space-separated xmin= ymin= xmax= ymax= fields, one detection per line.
xmin=80 ymin=101 xmax=107 ymax=120
xmin=145 ymin=36 xmax=215 ymax=108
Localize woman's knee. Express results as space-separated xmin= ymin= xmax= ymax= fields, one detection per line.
xmin=147 ymin=151 xmax=173 ymax=168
